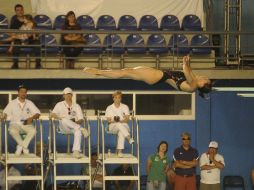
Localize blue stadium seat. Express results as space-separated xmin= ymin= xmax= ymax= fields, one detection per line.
xmin=40 ymin=34 xmax=60 ymax=54
xmin=54 ymin=15 xmax=66 ymax=29
xmin=147 ymin=34 xmax=168 ymax=54
xmin=83 ymin=34 xmax=103 ymax=54
xmin=139 ymin=15 xmax=158 ymax=31
xmin=77 ymin=15 xmax=95 ymax=30
xmin=191 ymin=34 xmax=211 ymax=54
xmin=182 ymin=14 xmax=202 ymax=31
xmin=125 ymin=34 xmax=146 ymax=54
xmin=96 ymin=15 xmax=116 ymax=30
xmin=103 ymin=34 xmax=125 ymax=54
xmin=0 ymin=14 xmax=8 ymax=29
xmin=160 ymin=15 xmax=180 ymax=31
xmin=0 ymin=33 xmax=11 ymax=53
xmin=34 ymin=14 xmax=52 ymax=29
xmin=169 ymin=34 xmax=190 ymax=54
xmin=118 ymin=15 xmax=138 ymax=31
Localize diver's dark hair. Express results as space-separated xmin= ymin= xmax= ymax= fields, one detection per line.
xmin=198 ymin=82 xmax=212 ymax=98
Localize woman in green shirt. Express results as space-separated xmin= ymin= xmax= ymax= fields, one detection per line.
xmin=146 ymin=141 xmax=170 ymax=190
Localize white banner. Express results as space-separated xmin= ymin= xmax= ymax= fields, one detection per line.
xmin=31 ymin=0 xmax=204 ymax=26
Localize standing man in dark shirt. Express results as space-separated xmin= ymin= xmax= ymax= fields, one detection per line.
xmin=10 ymin=4 xmax=41 ymax=69
xmin=173 ymin=132 xmax=199 ymax=190
xmin=112 ymin=164 xmax=134 ymax=190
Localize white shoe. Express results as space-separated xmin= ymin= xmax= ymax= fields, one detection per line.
xmin=117 ymin=152 xmax=124 ymax=158
xmin=23 ymin=147 xmax=29 ymax=155
xmin=73 ymin=151 xmax=82 ymax=159
xmin=129 ymin=138 xmax=134 ymax=144
xmin=15 ymin=145 xmax=23 ymax=156
xmin=80 ymin=128 xmax=89 ymax=138
xmin=83 ymin=67 xmax=99 ymax=75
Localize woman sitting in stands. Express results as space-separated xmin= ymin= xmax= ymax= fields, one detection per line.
xmin=62 ymin=11 xmax=84 ymax=69
xmin=83 ymin=55 xmax=212 ymax=98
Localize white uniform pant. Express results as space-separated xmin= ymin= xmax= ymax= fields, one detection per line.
xmin=59 ymin=118 xmax=82 ymax=152
xmin=9 ymin=123 xmax=36 ymax=149
xmin=108 ymin=123 xmax=130 ymax=150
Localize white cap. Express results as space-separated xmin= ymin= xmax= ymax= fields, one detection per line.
xmin=208 ymin=141 xmax=218 ymax=149
xmin=63 ymin=87 xmax=73 ymax=94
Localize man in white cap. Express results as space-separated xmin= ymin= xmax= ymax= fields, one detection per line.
xmin=50 ymin=87 xmax=89 ymax=159
xmin=2 ymin=85 xmax=40 ymax=156
xmin=199 ymin=141 xmax=225 ymax=190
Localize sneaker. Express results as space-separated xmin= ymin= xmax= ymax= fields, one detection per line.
xmin=80 ymin=128 xmax=89 ymax=138
xmin=23 ymin=147 xmax=29 ymax=155
xmin=73 ymin=151 xmax=82 ymax=159
xmin=117 ymin=152 xmax=124 ymax=158
xmin=15 ymin=145 xmax=23 ymax=156
xmin=129 ymin=138 xmax=134 ymax=144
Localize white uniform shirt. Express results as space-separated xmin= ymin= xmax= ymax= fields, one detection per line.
xmin=3 ymin=98 xmax=40 ymax=125
xmin=0 ymin=166 xmax=22 ymax=190
xmin=105 ymin=103 xmax=130 ymax=121
xmin=52 ymin=101 xmax=83 ymax=121
xmin=200 ymin=152 xmax=225 ymax=184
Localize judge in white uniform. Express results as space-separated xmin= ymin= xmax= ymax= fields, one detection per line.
xmin=51 ymin=87 xmax=89 ymax=159
xmin=105 ymin=91 xmax=134 ymax=157
xmin=3 ymin=85 xmax=40 ymax=156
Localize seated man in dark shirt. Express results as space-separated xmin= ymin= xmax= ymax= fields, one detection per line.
xmin=112 ymin=164 xmax=134 ymax=190
xmin=10 ymin=4 xmax=41 ymax=69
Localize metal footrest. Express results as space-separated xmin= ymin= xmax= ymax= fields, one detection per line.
xmin=55 ymin=175 xmax=90 ymax=181
xmin=5 ymin=153 xmax=42 ymax=164
xmin=8 ymin=175 xmax=42 ymax=181
xmin=104 ymin=176 xmax=139 ymax=181
xmin=54 ymin=153 xmax=89 ymax=164
xmin=104 ymin=153 xmax=138 ymax=164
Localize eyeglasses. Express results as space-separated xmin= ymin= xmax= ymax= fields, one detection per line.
xmin=182 ymin=138 xmax=191 ymax=140
xmin=68 ymin=107 xmax=71 ymax=115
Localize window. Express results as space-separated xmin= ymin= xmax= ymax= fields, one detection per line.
xmin=3 ymin=91 xmax=194 ymax=120
xmin=135 ymin=93 xmax=194 ymax=119
xmin=76 ymin=94 xmax=133 ymax=115
xmin=12 ymin=94 xmax=63 ymax=113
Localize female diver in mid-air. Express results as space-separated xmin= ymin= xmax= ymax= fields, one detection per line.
xmin=83 ymin=55 xmax=212 ymax=97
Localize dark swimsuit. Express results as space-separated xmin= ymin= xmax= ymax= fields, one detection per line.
xmin=154 ymin=70 xmax=186 ymax=90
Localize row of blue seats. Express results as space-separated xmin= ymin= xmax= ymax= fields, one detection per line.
xmin=0 ymin=13 xmax=202 ymax=31
xmin=0 ymin=33 xmax=211 ymax=55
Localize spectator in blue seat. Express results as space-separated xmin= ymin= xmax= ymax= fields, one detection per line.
xmin=10 ymin=4 xmax=42 ymax=69
xmin=83 ymin=55 xmax=212 ymax=98
xmin=62 ymin=11 xmax=84 ymax=69
xmin=8 ymin=15 xmax=35 ymax=51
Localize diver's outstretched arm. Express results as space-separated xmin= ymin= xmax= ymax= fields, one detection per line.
xmin=83 ymin=67 xmax=164 ymax=85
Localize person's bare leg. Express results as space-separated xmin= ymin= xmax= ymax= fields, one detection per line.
xmin=83 ymin=66 xmax=163 ymax=85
